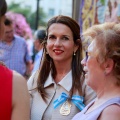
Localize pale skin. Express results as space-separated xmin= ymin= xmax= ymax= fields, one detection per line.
xmin=98 ymin=104 xmax=120 ymax=120
xmin=11 ymin=71 xmax=30 ymax=120
xmin=81 ymin=40 xmax=120 ymax=119
xmin=46 ymin=23 xmax=79 ymax=83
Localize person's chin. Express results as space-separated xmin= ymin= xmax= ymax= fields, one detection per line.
xmin=7 ymin=39 xmax=12 ymax=42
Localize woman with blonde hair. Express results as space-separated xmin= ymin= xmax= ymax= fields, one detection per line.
xmin=73 ymin=22 xmax=120 ymax=120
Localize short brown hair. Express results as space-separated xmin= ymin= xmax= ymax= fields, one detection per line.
xmin=0 ymin=0 xmax=7 ymax=39
xmin=0 ymin=0 xmax=7 ymax=17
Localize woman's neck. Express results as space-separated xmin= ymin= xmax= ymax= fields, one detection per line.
xmin=54 ymin=62 xmax=71 ymax=83
xmin=96 ymin=77 xmax=120 ymax=99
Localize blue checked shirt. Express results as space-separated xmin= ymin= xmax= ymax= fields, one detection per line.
xmin=0 ymin=35 xmax=32 ymax=75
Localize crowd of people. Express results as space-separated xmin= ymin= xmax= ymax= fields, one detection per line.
xmin=0 ymin=0 xmax=120 ymax=120
xmin=0 ymin=0 xmax=30 ymax=120
xmin=0 ymin=18 xmax=32 ymax=77
xmin=0 ymin=15 xmax=45 ymax=78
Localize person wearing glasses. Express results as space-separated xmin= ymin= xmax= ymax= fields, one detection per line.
xmin=72 ymin=22 xmax=120 ymax=120
xmin=0 ymin=0 xmax=30 ymax=120
xmin=27 ymin=15 xmax=96 ymax=120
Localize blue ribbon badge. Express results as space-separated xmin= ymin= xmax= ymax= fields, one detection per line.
xmin=53 ymin=92 xmax=85 ymax=111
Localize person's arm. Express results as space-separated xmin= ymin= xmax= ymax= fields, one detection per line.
xmin=24 ymin=40 xmax=33 ymax=77
xmin=98 ymin=104 xmax=120 ymax=120
xmin=11 ymin=71 xmax=30 ymax=120
xmin=25 ymin=60 xmax=33 ymax=79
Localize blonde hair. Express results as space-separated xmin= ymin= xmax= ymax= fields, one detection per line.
xmin=83 ymin=22 xmax=120 ymax=86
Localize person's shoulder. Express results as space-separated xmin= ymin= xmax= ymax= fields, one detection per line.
xmin=14 ymin=35 xmax=26 ymax=43
xmin=99 ymin=104 xmax=120 ymax=120
xmin=12 ymin=71 xmax=29 ymax=103
xmin=12 ymin=71 xmax=30 ymax=120
xmin=104 ymin=104 xmax=120 ymax=113
xmin=27 ymin=70 xmax=39 ymax=90
xmin=12 ymin=71 xmax=27 ymax=86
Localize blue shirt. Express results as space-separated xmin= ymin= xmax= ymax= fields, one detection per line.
xmin=0 ymin=35 xmax=31 ymax=75
xmin=32 ymin=49 xmax=43 ymax=73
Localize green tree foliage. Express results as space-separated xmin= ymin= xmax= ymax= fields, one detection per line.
xmin=8 ymin=2 xmax=47 ymax=30
xmin=28 ymin=8 xmax=47 ymax=30
xmin=100 ymin=0 xmax=105 ymax=5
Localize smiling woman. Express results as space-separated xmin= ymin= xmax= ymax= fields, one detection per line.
xmin=27 ymin=15 xmax=96 ymax=120
xmin=46 ymin=23 xmax=76 ymax=64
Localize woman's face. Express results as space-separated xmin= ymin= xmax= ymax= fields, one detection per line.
xmin=81 ymin=40 xmax=104 ymax=88
xmin=0 ymin=15 xmax=5 ymax=40
xmin=46 ymin=23 xmax=78 ymax=64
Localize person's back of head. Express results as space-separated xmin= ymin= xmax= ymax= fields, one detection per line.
xmin=34 ymin=29 xmax=46 ymax=43
xmin=33 ymin=29 xmax=46 ymax=52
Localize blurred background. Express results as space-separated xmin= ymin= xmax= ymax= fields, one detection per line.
xmin=3 ymin=0 xmax=120 ymax=77
xmin=6 ymin=0 xmax=120 ymax=34
xmin=6 ymin=0 xmax=72 ymax=32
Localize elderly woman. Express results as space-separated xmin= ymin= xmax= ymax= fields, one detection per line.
xmin=72 ymin=22 xmax=120 ymax=120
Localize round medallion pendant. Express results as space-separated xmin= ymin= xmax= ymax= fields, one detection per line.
xmin=60 ymin=101 xmax=72 ymax=116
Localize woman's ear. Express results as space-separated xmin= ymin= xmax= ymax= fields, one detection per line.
xmin=104 ymin=58 xmax=114 ymax=75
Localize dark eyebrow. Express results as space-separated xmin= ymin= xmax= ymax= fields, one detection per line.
xmin=62 ymin=35 xmax=71 ymax=38
xmin=48 ymin=34 xmax=70 ymax=37
xmin=48 ymin=34 xmax=55 ymax=36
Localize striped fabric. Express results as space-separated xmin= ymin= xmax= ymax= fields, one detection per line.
xmin=54 ymin=92 xmax=85 ymax=110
